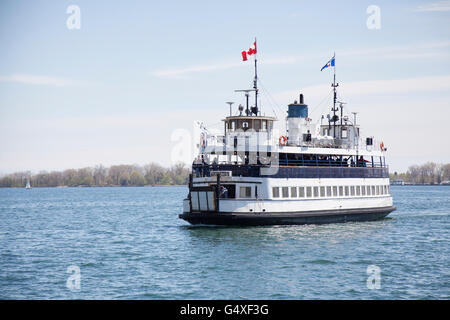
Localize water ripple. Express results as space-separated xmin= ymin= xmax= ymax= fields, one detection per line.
xmin=0 ymin=185 xmax=449 ymax=299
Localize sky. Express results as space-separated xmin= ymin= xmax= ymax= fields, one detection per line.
xmin=0 ymin=0 xmax=450 ymax=174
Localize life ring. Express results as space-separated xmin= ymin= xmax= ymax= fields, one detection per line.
xmin=380 ymin=141 xmax=384 ymax=150
xmin=279 ymin=136 xmax=287 ymax=146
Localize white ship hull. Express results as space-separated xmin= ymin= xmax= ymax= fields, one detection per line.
xmin=180 ymin=55 xmax=396 ymax=226
xmin=180 ymin=177 xmax=395 ymax=225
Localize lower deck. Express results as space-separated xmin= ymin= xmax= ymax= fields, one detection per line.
xmin=181 ymin=171 xmax=395 ymax=225
xmin=184 ymin=176 xmax=393 ymax=212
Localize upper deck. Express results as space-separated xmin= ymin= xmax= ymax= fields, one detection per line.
xmin=194 ymin=73 xmax=389 ymax=177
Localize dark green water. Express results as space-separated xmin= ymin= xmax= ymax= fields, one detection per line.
xmin=0 ymin=185 xmax=448 ymax=299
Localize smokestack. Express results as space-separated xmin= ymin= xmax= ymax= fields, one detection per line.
xmin=299 ymin=94 xmax=304 ymax=104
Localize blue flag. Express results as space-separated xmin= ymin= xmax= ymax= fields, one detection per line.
xmin=321 ymin=55 xmax=335 ymax=71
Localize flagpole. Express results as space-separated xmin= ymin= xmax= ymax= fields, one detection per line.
xmin=331 ymin=52 xmax=338 ymax=138
xmin=253 ymin=37 xmax=258 ymax=113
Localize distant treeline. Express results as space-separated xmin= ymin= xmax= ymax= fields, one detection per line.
xmin=390 ymin=162 xmax=450 ymax=184
xmin=0 ymin=163 xmax=190 ymax=188
xmin=2 ymin=161 xmax=449 ymax=188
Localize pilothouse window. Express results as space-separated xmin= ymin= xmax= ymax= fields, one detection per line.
xmin=262 ymin=120 xmax=267 ymax=131
xmin=254 ymin=119 xmax=261 ymax=131
xmin=229 ymin=120 xmax=236 ymax=131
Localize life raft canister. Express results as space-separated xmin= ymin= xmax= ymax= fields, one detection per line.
xmin=279 ymin=136 xmax=287 ymax=146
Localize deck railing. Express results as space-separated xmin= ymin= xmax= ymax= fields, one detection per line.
xmin=193 ymin=163 xmax=389 ymax=179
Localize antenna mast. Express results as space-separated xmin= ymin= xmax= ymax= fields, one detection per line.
xmin=331 ymin=52 xmax=338 ymax=138
xmin=226 ymin=102 xmax=234 ymax=117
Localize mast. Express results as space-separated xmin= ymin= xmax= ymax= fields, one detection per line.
xmin=331 ymin=52 xmax=338 ymax=138
xmin=235 ymin=38 xmax=258 ymax=116
xmin=253 ymin=38 xmax=258 ymax=113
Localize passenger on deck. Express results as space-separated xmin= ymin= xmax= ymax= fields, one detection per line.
xmin=212 ymin=157 xmax=218 ymax=170
xmin=220 ymin=186 xmax=228 ymax=199
xmin=358 ymin=156 xmax=366 ymax=167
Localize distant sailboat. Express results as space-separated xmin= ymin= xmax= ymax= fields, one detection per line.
xmin=26 ymin=179 xmax=31 ymax=189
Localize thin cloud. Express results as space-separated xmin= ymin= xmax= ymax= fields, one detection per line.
xmin=415 ymin=0 xmax=450 ymax=12
xmin=153 ymin=61 xmax=242 ymax=79
xmin=153 ymin=56 xmax=299 ymax=79
xmin=275 ymin=75 xmax=450 ymax=105
xmin=0 ymin=74 xmax=75 ymax=87
xmin=153 ymin=41 xmax=450 ymax=79
xmin=339 ymin=41 xmax=450 ymax=59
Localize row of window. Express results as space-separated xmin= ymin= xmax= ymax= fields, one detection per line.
xmin=272 ymin=185 xmax=390 ymax=199
xmin=227 ymin=119 xmax=274 ymax=132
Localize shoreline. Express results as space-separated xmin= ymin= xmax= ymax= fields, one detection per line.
xmin=0 ymin=184 xmax=188 ymax=189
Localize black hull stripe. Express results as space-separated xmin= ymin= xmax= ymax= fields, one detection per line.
xmin=179 ymin=206 xmax=396 ymax=226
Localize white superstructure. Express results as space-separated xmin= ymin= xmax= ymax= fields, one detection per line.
xmin=179 ymin=57 xmax=395 ymax=225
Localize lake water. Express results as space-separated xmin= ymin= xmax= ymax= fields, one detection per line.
xmin=0 ymin=185 xmax=448 ymax=299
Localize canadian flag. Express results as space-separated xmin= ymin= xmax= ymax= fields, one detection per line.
xmin=241 ymin=41 xmax=257 ymax=61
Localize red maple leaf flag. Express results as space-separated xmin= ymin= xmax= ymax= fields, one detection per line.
xmin=242 ymin=41 xmax=257 ymax=61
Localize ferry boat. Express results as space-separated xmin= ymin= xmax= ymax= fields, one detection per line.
xmin=179 ymin=51 xmax=395 ymax=225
